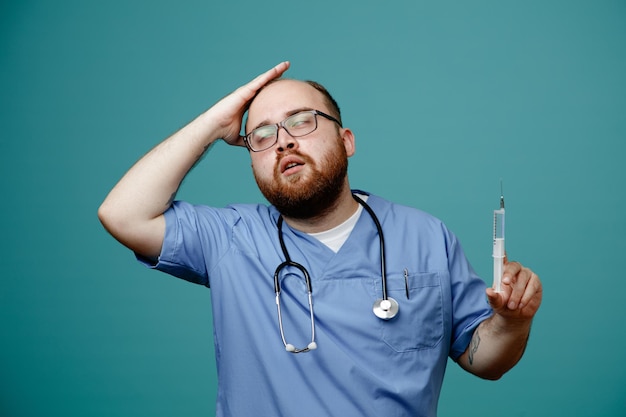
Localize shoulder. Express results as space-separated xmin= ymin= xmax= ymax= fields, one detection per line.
xmin=169 ymin=200 xmax=273 ymax=217
xmin=359 ymin=192 xmax=458 ymax=251
xmin=165 ymin=200 xmax=278 ymax=230
xmin=362 ymin=192 xmax=446 ymax=227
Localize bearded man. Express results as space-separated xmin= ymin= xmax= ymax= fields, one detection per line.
xmin=99 ymin=61 xmax=542 ymax=417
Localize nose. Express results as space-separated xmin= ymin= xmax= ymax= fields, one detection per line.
xmin=275 ymin=126 xmax=298 ymax=153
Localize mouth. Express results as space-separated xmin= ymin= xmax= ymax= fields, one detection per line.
xmin=279 ymin=155 xmax=306 ymax=175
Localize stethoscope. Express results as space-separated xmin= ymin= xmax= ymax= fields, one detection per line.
xmin=273 ymin=194 xmax=399 ymax=353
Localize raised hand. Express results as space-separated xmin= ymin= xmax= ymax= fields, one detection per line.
xmin=208 ymin=61 xmax=291 ymax=147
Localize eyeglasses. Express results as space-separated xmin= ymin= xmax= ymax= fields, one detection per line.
xmin=243 ymin=110 xmax=342 ymax=152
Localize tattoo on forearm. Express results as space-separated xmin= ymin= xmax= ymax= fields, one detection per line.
xmin=198 ymin=143 xmax=210 ymax=160
xmin=468 ymin=330 xmax=481 ymax=365
xmin=193 ymin=143 xmax=212 ymax=166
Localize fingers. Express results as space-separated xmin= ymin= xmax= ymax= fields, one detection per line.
xmin=502 ymin=261 xmax=524 ymax=309
xmin=212 ymin=62 xmax=291 ymax=145
xmin=486 ymin=287 xmax=505 ymax=310
xmin=491 ymin=260 xmax=541 ymax=318
xmin=256 ymin=61 xmax=290 ymax=85
xmin=238 ymin=61 xmax=291 ymax=101
xmin=518 ymin=270 xmax=542 ymax=313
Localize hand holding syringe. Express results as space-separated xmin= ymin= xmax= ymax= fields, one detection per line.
xmin=493 ymin=182 xmax=505 ymax=292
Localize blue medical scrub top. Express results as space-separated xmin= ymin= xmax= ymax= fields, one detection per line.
xmin=143 ymin=192 xmax=492 ymax=417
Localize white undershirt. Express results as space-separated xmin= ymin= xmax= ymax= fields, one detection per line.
xmin=308 ymin=194 xmax=369 ymax=253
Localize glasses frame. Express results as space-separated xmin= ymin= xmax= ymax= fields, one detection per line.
xmin=243 ymin=110 xmax=342 ymax=152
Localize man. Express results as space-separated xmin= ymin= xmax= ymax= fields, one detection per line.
xmin=99 ymin=61 xmax=542 ymax=416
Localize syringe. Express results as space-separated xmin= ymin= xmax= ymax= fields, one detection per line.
xmin=492 ymin=182 xmax=505 ymax=293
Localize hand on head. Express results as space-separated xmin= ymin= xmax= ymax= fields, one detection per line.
xmin=210 ymin=61 xmax=291 ymax=147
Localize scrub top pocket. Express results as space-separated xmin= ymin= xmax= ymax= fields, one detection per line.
xmin=378 ymin=271 xmax=444 ymax=352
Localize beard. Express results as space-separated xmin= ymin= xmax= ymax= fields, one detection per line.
xmin=254 ymin=139 xmax=349 ymax=220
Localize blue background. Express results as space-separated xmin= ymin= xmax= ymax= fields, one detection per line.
xmin=1 ymin=0 xmax=625 ymax=415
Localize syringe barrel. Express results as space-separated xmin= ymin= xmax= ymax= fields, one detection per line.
xmin=492 ymin=208 xmax=505 ymax=293
xmin=493 ymin=208 xmax=505 ymax=240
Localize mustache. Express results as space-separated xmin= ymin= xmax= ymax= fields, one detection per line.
xmin=277 ymin=149 xmax=307 ymax=160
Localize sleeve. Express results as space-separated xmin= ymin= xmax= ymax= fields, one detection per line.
xmin=445 ymin=229 xmax=493 ymax=360
xmin=136 ymin=201 xmax=241 ymax=286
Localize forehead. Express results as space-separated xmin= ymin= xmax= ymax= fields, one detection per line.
xmin=246 ymin=80 xmax=328 ymax=127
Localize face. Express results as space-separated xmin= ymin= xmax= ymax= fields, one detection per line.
xmin=246 ymin=80 xmax=355 ymax=219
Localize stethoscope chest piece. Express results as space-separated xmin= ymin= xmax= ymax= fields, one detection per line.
xmin=274 ymin=194 xmax=400 ymax=353
xmin=373 ymin=297 xmax=399 ymax=320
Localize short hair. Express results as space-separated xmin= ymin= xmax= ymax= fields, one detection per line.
xmin=247 ymin=78 xmax=342 ymax=126
xmin=302 ymin=80 xmax=342 ymax=126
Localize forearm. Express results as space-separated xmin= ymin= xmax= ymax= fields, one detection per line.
xmin=107 ymin=111 xmax=221 ymax=214
xmin=98 ymin=62 xmax=290 ymax=257
xmin=98 ymin=109 xmax=222 ymax=255
xmin=458 ymin=314 xmax=532 ymax=380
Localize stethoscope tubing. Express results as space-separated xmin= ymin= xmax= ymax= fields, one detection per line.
xmin=274 ymin=195 xmax=388 ymax=299
xmin=351 ymin=194 xmax=389 ymax=301
xmin=274 ymin=194 xmax=396 ymax=353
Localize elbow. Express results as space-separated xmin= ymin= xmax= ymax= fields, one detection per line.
xmin=96 ymin=200 xmax=165 ymax=260
xmin=459 ymin=354 xmax=513 ymax=381
xmin=97 ymin=201 xmax=117 ymax=232
xmin=97 ymin=202 xmax=108 ymax=229
xmin=470 ymin=362 xmax=518 ymax=381
xmin=97 ymin=200 xmax=131 ymax=239
xmin=478 ymin=370 xmax=505 ymax=381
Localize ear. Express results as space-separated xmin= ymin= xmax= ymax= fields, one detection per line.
xmin=340 ymin=128 xmax=356 ymax=157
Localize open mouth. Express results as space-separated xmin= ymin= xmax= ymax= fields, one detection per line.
xmin=284 ymin=162 xmax=301 ymax=172
xmin=280 ymin=155 xmax=306 ymax=175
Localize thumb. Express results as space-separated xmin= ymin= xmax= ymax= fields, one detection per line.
xmin=486 ymin=287 xmax=505 ymax=310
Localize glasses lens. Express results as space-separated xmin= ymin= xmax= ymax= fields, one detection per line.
xmin=250 ymin=126 xmax=278 ymax=151
xmin=284 ymin=112 xmax=316 ymax=137
xmin=247 ymin=111 xmax=318 ymax=151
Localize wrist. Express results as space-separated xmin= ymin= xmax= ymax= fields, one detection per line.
xmin=489 ymin=313 xmax=532 ymax=335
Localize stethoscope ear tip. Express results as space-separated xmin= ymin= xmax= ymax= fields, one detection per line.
xmin=285 ymin=344 xmax=296 ymax=352
xmin=307 ymin=342 xmax=318 ymax=350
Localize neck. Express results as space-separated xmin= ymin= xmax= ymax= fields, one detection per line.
xmin=281 ymin=184 xmax=359 ymax=234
